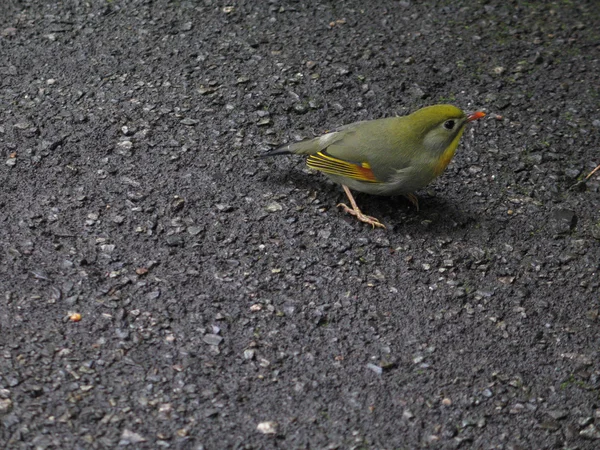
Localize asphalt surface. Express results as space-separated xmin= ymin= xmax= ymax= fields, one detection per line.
xmin=1 ymin=0 xmax=600 ymax=448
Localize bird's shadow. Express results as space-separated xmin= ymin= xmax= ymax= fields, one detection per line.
xmin=265 ymin=166 xmax=337 ymax=194
xmin=262 ymin=165 xmax=478 ymax=234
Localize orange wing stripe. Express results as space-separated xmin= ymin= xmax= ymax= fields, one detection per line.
xmin=306 ymin=151 xmax=379 ymax=183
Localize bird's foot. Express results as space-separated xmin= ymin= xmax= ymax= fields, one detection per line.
xmin=403 ymin=193 xmax=419 ymax=211
xmin=337 ymin=203 xmax=386 ymax=229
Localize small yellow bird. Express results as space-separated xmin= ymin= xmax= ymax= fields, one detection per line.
xmin=263 ymin=105 xmax=485 ymax=228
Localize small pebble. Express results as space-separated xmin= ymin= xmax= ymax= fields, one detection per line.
xmin=366 ymin=363 xmax=382 ymax=375
xmin=256 ymin=421 xmax=278 ymax=435
xmin=119 ymin=429 xmax=146 ymax=445
xmin=580 ymin=424 xmax=600 ymax=440
xmin=0 ymin=398 xmax=12 ymax=414
xmin=547 ymin=409 xmax=568 ymax=420
xmin=203 ymin=334 xmax=223 ymax=346
xmin=402 ymin=409 xmax=414 ymax=420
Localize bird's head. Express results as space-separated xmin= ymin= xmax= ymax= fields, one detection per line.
xmin=411 ymin=104 xmax=485 ymax=155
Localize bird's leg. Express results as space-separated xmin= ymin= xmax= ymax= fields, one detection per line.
xmin=337 ymin=185 xmax=386 ymax=229
xmin=403 ymin=193 xmax=419 ymax=211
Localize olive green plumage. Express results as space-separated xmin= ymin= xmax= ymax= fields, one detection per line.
xmin=263 ymin=104 xmax=484 ymax=228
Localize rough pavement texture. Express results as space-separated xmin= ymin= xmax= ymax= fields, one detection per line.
xmin=1 ymin=0 xmax=600 ymax=448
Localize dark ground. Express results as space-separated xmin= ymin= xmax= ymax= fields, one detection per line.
xmin=1 ymin=0 xmax=600 ymax=448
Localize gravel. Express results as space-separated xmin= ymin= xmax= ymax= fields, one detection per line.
xmin=1 ymin=0 xmax=600 ymax=448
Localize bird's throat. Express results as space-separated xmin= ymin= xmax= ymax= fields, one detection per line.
xmin=433 ymin=128 xmax=465 ymax=177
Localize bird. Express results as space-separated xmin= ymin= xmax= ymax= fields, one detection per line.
xmin=261 ymin=104 xmax=485 ymax=228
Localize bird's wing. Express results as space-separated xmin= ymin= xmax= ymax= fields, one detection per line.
xmin=306 ymin=150 xmax=380 ymax=183
xmin=322 ymin=118 xmax=416 ymax=182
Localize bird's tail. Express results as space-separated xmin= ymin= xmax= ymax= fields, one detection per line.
xmin=258 ymin=143 xmax=295 ymax=157
xmin=258 ymin=138 xmax=319 ymax=157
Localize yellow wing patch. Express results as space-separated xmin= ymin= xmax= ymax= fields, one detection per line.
xmin=306 ymin=151 xmax=379 ymax=183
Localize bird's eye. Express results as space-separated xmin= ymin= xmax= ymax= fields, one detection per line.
xmin=443 ymin=120 xmax=455 ymax=130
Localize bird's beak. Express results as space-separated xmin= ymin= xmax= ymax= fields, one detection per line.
xmin=467 ymin=111 xmax=486 ymax=122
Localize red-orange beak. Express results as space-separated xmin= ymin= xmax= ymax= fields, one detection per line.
xmin=467 ymin=111 xmax=486 ymax=122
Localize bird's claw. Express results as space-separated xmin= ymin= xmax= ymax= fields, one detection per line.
xmin=337 ymin=203 xmax=386 ymax=229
